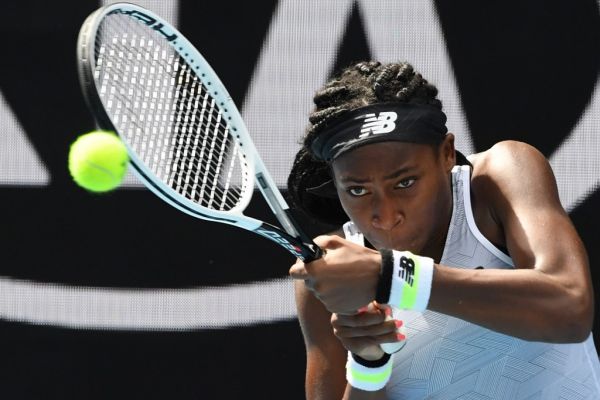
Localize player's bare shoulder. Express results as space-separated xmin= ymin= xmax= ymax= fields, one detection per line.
xmin=466 ymin=141 xmax=560 ymax=247
xmin=470 ymin=140 xmax=564 ymax=233
xmin=469 ymin=140 xmax=557 ymax=194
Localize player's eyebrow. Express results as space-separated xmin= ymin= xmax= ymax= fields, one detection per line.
xmin=340 ymin=166 xmax=417 ymax=184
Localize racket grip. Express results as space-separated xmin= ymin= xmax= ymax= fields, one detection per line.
xmin=381 ymin=339 xmax=405 ymax=354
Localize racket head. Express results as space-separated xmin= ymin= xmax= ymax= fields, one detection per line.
xmin=77 ymin=3 xmax=319 ymax=261
xmin=77 ymin=2 xmax=260 ymax=227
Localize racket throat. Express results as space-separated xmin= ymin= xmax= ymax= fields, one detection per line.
xmin=253 ymin=223 xmax=320 ymax=262
xmin=255 ymin=173 xmax=302 ymax=238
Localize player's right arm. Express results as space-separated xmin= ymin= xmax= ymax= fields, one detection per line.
xmin=295 ymin=279 xmax=347 ymax=399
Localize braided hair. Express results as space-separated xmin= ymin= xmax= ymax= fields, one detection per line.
xmin=288 ymin=61 xmax=458 ymax=226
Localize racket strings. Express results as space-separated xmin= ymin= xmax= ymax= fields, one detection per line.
xmin=93 ymin=15 xmax=251 ymax=211
xmin=105 ymin=42 xmax=244 ymax=209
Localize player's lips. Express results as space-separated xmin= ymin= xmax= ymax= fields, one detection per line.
xmin=368 ymin=232 xmax=418 ymax=252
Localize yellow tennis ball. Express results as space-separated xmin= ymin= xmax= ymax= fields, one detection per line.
xmin=68 ymin=131 xmax=129 ymax=193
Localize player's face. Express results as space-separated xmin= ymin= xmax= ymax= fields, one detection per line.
xmin=331 ymin=135 xmax=456 ymax=259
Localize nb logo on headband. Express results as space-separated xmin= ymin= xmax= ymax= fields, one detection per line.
xmin=359 ymin=112 xmax=398 ymax=138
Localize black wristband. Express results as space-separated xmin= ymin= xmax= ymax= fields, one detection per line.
xmin=351 ymin=352 xmax=392 ymax=368
xmin=375 ymin=249 xmax=394 ymax=304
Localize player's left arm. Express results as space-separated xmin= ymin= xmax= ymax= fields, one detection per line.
xmin=429 ymin=140 xmax=594 ymax=342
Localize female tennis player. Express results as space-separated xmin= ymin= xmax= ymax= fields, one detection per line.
xmin=288 ymin=61 xmax=599 ymax=399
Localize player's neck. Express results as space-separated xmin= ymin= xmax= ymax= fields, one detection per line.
xmin=421 ymin=183 xmax=453 ymax=263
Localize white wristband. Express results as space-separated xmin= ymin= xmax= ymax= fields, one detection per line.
xmin=387 ymin=250 xmax=434 ymax=311
xmin=346 ymin=352 xmax=393 ymax=391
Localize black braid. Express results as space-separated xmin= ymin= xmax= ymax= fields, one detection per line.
xmin=288 ymin=61 xmax=446 ymax=225
xmin=287 ymin=148 xmax=348 ymax=225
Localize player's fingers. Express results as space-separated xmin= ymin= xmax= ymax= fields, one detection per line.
xmin=368 ymin=330 xmax=407 ymax=346
xmin=332 ymin=318 xmax=402 ymax=339
xmin=373 ymin=301 xmax=389 ymax=313
xmin=332 ymin=311 xmax=386 ymax=328
xmin=313 ymin=234 xmax=345 ymax=249
xmin=288 ymin=260 xmax=309 ymax=280
xmin=331 ymin=303 xmax=390 ymax=327
xmin=340 ymin=337 xmax=386 ymax=359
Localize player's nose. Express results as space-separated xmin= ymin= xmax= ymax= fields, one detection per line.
xmin=371 ymin=195 xmax=402 ymax=231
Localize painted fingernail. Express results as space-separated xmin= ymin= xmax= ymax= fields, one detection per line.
xmin=394 ymin=320 xmax=403 ymax=329
xmin=384 ymin=307 xmax=392 ymax=317
xmin=357 ymin=306 xmax=369 ymax=314
xmin=397 ymin=333 xmax=406 ymax=341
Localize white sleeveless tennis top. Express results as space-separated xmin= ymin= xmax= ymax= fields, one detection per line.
xmin=343 ymin=165 xmax=600 ymax=399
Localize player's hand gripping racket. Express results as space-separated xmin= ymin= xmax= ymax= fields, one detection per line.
xmin=77 ymin=3 xmax=402 ymax=354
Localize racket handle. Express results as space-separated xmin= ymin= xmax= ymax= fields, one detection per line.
xmin=303 ymin=244 xmax=323 ymax=263
xmin=381 ymin=339 xmax=405 ymax=354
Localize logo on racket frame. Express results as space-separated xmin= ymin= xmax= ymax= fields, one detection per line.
xmin=254 ymin=227 xmax=304 ymax=259
xmin=107 ymin=8 xmax=178 ymax=42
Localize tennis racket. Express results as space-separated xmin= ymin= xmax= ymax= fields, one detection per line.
xmin=76 ymin=2 xmax=320 ymax=262
xmin=77 ymin=2 xmax=402 ymax=353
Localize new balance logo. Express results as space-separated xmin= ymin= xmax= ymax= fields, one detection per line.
xmin=399 ymin=256 xmax=415 ymax=286
xmin=358 ymin=112 xmax=398 ymax=138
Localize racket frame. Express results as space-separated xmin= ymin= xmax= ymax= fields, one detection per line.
xmin=77 ymin=2 xmax=320 ymax=261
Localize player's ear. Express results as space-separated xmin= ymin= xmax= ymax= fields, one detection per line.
xmin=440 ymin=133 xmax=456 ymax=172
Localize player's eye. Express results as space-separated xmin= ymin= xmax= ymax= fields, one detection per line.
xmin=348 ymin=186 xmax=369 ymax=197
xmin=396 ymin=178 xmax=416 ymax=189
